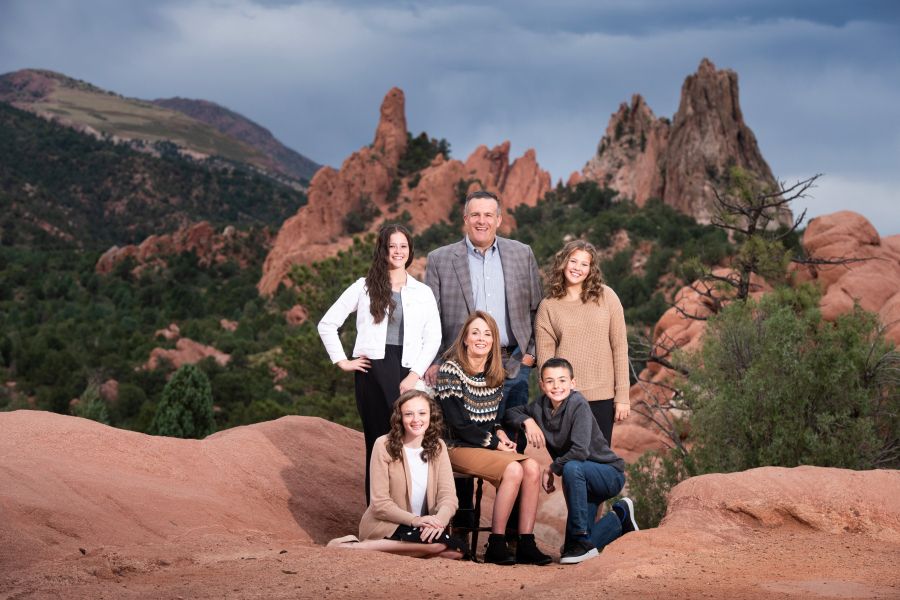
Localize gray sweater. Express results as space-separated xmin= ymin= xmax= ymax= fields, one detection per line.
xmin=504 ymin=390 xmax=625 ymax=475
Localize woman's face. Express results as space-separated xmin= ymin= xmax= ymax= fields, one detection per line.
xmin=401 ymin=396 xmax=430 ymax=439
xmin=563 ymin=249 xmax=592 ymax=288
xmin=386 ymin=232 xmax=410 ymax=271
xmin=464 ymin=317 xmax=493 ymax=361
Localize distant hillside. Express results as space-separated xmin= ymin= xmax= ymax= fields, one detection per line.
xmin=0 ymin=69 xmax=318 ymax=184
xmin=0 ymin=102 xmax=306 ymax=249
xmin=151 ymin=97 xmax=320 ymax=182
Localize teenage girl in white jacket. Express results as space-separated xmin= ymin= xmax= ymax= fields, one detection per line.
xmin=318 ymin=224 xmax=441 ymax=502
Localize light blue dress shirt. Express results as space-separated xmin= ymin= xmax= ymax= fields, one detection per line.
xmin=465 ymin=236 xmax=514 ymax=348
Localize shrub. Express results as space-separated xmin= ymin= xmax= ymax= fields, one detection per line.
xmin=627 ymin=286 xmax=899 ymax=527
xmin=149 ymin=364 xmax=215 ymax=438
xmin=687 ymin=286 xmax=898 ymax=473
xmin=71 ymin=383 xmax=111 ymax=425
xmin=625 ymin=449 xmax=694 ymax=528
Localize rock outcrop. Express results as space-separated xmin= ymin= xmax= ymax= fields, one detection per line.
xmin=580 ymin=59 xmax=784 ymax=224
xmin=145 ymin=338 xmax=231 ymax=371
xmin=96 ymin=222 xmax=267 ymax=274
xmin=581 ymin=95 xmax=668 ymax=205
xmin=2 ymin=411 xmax=898 ymax=599
xmin=258 ymin=89 xmax=552 ymax=295
xmin=793 ymin=210 xmax=900 ymax=345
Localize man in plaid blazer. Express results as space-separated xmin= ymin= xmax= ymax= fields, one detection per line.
xmin=423 ymin=190 xmax=543 ymax=409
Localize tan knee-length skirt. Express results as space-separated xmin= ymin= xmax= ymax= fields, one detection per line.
xmin=447 ymin=446 xmax=530 ymax=487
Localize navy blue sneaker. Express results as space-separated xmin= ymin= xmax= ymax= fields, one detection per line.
xmin=612 ymin=497 xmax=639 ymax=534
xmin=559 ymin=538 xmax=599 ymax=564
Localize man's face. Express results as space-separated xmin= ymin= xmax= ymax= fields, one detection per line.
xmin=540 ymin=366 xmax=576 ymax=405
xmin=464 ymin=197 xmax=502 ymax=249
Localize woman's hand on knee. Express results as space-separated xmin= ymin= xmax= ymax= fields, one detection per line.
xmin=495 ymin=429 xmax=516 ymax=452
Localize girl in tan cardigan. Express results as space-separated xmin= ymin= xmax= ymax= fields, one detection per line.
xmin=328 ymin=390 xmax=465 ymax=558
xmin=535 ymin=240 xmax=631 ymax=445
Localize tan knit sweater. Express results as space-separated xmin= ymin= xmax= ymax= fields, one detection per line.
xmin=535 ymin=285 xmax=630 ymax=405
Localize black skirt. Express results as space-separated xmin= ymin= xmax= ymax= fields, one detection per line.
xmin=387 ymin=524 xmax=467 ymax=554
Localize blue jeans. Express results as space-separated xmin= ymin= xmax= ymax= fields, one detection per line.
xmin=561 ymin=461 xmax=625 ymax=550
xmin=501 ymin=364 xmax=531 ymax=452
xmin=501 ymin=363 xmax=531 ymax=412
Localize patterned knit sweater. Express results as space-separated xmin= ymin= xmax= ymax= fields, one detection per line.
xmin=535 ymin=285 xmax=631 ymax=405
xmin=435 ymin=360 xmax=503 ymax=449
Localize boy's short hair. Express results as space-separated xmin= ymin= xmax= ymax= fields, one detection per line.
xmin=540 ymin=357 xmax=574 ymax=378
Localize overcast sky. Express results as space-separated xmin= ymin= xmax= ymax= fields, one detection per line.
xmin=2 ymin=0 xmax=898 ymax=234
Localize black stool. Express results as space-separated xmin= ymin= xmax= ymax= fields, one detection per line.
xmin=451 ymin=472 xmax=491 ymax=561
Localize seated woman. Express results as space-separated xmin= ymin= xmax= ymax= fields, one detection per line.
xmin=328 ymin=390 xmax=466 ymax=559
xmin=435 ymin=310 xmax=551 ymax=566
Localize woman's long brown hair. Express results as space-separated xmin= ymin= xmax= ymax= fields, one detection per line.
xmin=441 ymin=310 xmax=506 ymax=388
xmin=546 ymin=239 xmax=605 ymax=303
xmin=386 ymin=390 xmax=445 ymax=463
xmin=366 ymin=224 xmax=414 ymax=323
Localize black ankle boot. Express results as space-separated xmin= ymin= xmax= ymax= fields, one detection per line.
xmin=515 ymin=533 xmax=552 ymax=566
xmin=484 ymin=533 xmax=515 ymax=565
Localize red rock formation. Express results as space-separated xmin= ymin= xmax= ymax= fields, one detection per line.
xmin=663 ymin=466 xmax=900 ymax=539
xmin=258 ymin=89 xmax=552 ymax=295
xmin=284 ymin=304 xmax=309 ymax=326
xmin=793 ymin=210 xmax=900 ymax=345
xmin=154 ymin=323 xmax=180 ymax=341
xmin=583 ymin=95 xmax=668 ymax=205
xmin=145 ymin=338 xmax=231 ymax=370
xmin=96 ymin=222 xmax=264 ymax=274
xmin=2 ymin=411 xmax=898 ymax=598
xmin=580 ymin=59 xmax=783 ymax=224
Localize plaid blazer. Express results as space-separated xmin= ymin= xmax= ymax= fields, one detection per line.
xmin=425 ymin=237 xmax=543 ymax=377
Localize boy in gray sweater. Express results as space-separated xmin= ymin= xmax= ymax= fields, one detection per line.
xmin=504 ymin=357 xmax=639 ymax=564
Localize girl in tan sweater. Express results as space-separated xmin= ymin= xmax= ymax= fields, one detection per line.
xmin=535 ymin=240 xmax=631 ymax=444
xmin=327 ymin=390 xmax=465 ymax=558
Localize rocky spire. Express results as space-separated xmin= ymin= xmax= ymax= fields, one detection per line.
xmin=663 ymin=58 xmax=779 ymax=223
xmin=579 ymin=59 xmax=784 ymax=224
xmin=372 ymin=87 xmax=408 ymax=169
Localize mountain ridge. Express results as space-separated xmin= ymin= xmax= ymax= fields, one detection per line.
xmin=0 ymin=68 xmax=320 ymax=184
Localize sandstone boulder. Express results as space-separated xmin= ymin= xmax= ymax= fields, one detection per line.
xmin=798 ymin=211 xmax=900 ymax=344
xmin=2 ymin=411 xmax=898 ymax=599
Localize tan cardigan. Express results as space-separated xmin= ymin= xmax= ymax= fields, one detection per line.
xmin=358 ymin=436 xmax=459 ymax=541
xmin=535 ymin=285 xmax=631 ymax=405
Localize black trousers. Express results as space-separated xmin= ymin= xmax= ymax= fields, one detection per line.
xmin=354 ymin=344 xmax=408 ymax=504
xmin=589 ymin=399 xmax=616 ymax=446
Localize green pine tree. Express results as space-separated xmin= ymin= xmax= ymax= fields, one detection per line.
xmin=150 ymin=364 xmax=215 ymax=438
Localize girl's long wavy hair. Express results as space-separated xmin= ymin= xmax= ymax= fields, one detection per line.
xmin=547 ymin=239 xmax=605 ymax=303
xmin=442 ymin=310 xmax=506 ymax=388
xmin=366 ymin=224 xmax=414 ymax=323
xmin=386 ymin=390 xmax=445 ymax=463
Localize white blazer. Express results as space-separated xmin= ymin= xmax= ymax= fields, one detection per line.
xmin=317 ymin=276 xmax=442 ymax=377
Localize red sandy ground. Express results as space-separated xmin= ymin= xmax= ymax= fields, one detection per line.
xmin=1 ymin=411 xmax=898 ymax=599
